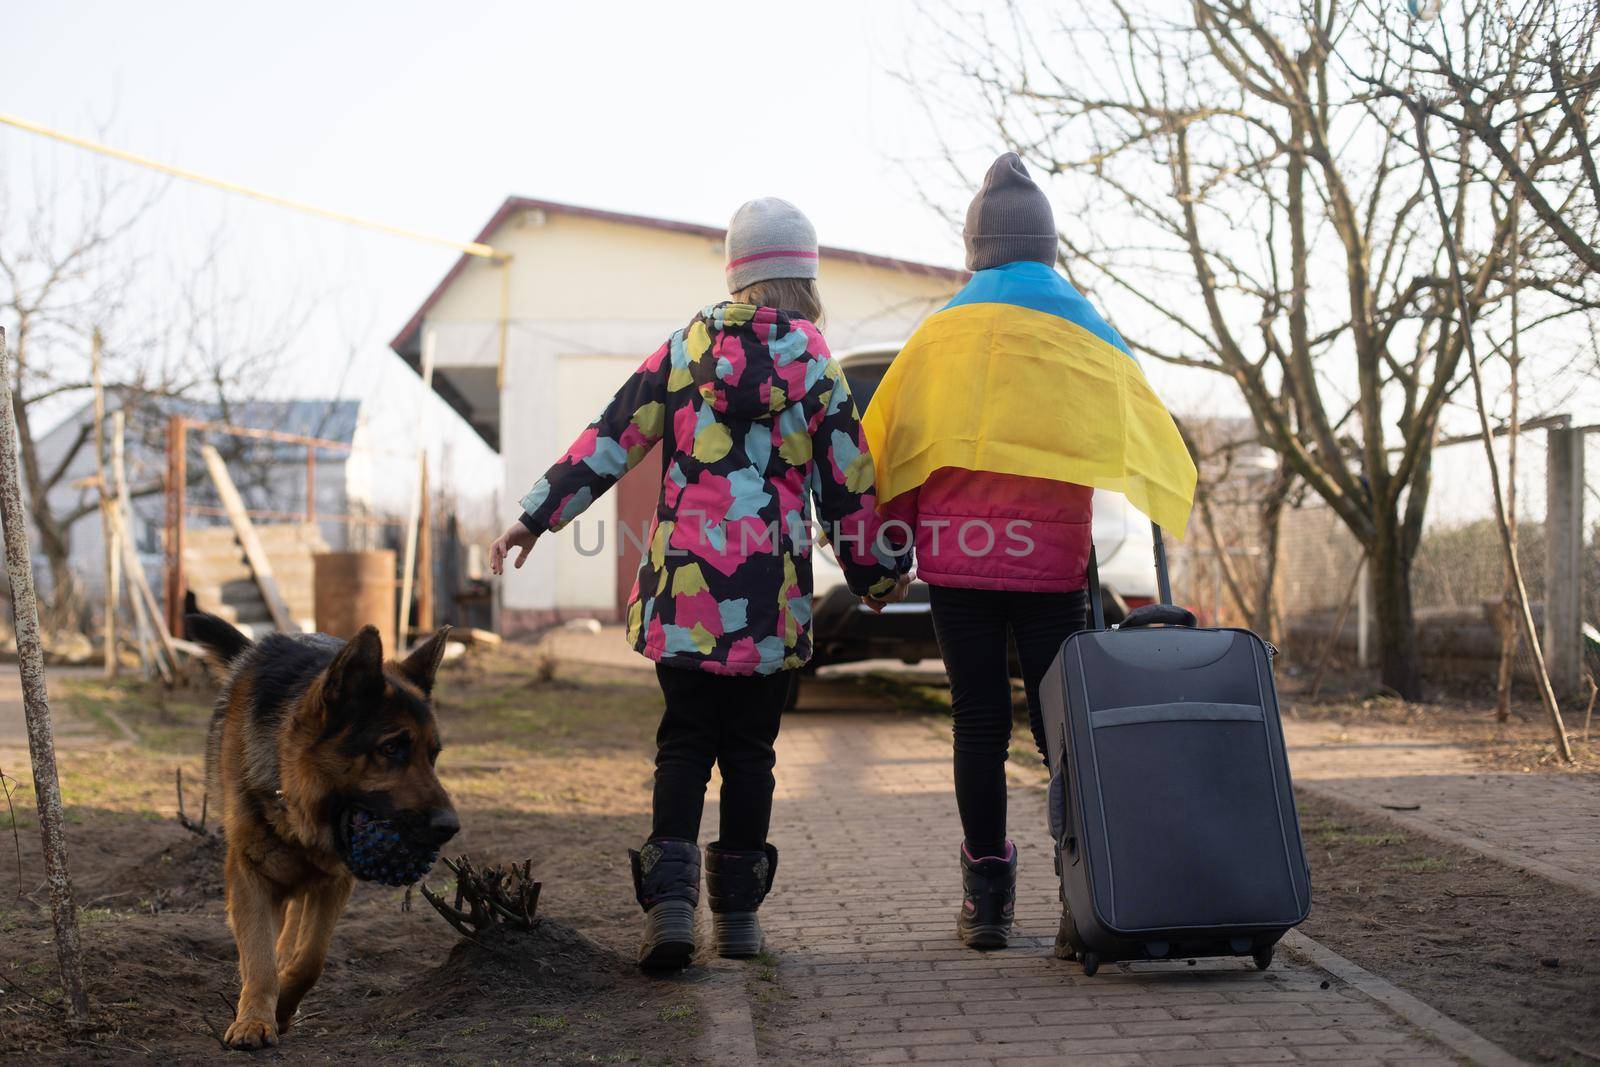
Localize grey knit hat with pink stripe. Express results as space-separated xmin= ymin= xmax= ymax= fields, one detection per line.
xmin=725 ymin=198 xmax=819 ymax=292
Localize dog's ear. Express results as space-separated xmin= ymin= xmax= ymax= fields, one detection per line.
xmin=397 ymin=626 xmax=452 ymax=696
xmin=318 ymin=626 xmax=386 ymax=731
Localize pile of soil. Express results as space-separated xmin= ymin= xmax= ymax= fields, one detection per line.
xmin=1 ymin=818 xmax=703 ymax=1064
xmin=332 ymin=918 xmax=700 ymax=1062
xmin=1297 ymin=791 xmax=1600 ymax=1063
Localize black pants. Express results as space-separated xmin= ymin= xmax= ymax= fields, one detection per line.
xmin=928 ymin=585 xmax=1088 ymax=854
xmin=651 ymin=664 xmax=791 ymax=850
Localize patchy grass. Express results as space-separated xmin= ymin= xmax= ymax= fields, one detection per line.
xmin=1308 ymin=818 xmax=1405 ymax=847
xmin=1380 ymin=856 xmax=1454 ymax=873
xmin=4 ymin=644 xmax=704 ymax=1064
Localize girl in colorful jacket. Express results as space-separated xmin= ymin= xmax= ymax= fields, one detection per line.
xmin=490 ymin=198 xmax=910 ymax=971
xmin=863 ymin=154 xmax=1195 ymax=950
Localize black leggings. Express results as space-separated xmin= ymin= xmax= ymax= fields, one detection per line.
xmin=650 ymin=664 xmax=791 ymax=850
xmin=928 ymin=585 xmax=1088 ymax=855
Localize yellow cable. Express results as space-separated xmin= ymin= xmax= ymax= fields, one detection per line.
xmin=0 ymin=111 xmax=507 ymax=261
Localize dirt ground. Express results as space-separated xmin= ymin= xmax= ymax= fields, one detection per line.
xmin=1296 ymin=791 xmax=1600 ymax=1064
xmin=0 ymin=648 xmax=710 ymax=1065
xmin=4 ymin=650 xmax=1598 ymax=1062
xmin=1275 ymin=668 xmax=1600 ymax=773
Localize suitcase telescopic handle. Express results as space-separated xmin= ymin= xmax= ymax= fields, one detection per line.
xmin=1151 ymin=521 xmax=1174 ymax=606
xmin=1087 ymin=545 xmax=1106 ymax=631
xmin=1087 ymin=521 xmax=1186 ymax=631
xmin=1121 ymin=522 xmax=1196 ymax=627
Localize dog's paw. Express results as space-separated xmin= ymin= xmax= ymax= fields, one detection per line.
xmin=224 ymin=1015 xmax=279 ymax=1050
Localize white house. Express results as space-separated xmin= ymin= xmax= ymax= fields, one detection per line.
xmin=389 ymin=197 xmax=966 ymax=633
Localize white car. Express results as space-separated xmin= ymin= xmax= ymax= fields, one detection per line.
xmin=807 ymin=343 xmax=1158 ymax=673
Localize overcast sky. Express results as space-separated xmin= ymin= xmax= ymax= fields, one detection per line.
xmin=4 ymin=1 xmax=1031 ymax=507
xmin=4 ymin=1 xmax=1586 ymax=525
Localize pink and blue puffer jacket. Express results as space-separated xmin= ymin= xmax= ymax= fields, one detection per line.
xmin=883 ymin=469 xmax=1093 ymax=594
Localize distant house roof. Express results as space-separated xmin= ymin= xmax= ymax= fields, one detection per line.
xmin=41 ymin=396 xmax=361 ymax=459
xmin=182 ymin=398 xmax=362 ymax=446
xmin=387 ymin=196 xmax=969 ymax=363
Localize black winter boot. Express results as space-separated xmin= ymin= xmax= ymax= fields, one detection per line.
xmin=629 ymin=838 xmax=701 ymax=971
xmin=704 ymin=843 xmax=778 ymax=958
xmin=958 ymin=841 xmax=1016 ymax=949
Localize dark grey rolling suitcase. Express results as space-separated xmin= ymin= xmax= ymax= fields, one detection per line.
xmin=1041 ymin=524 xmax=1310 ymax=976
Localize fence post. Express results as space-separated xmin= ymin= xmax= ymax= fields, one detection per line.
xmin=163 ymin=415 xmax=188 ymax=636
xmin=0 ymin=328 xmax=90 ymax=1019
xmin=1545 ymin=426 xmax=1585 ymax=699
xmin=1356 ymin=559 xmax=1372 ymax=670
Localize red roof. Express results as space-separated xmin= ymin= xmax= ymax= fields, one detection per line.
xmin=387 ymin=196 xmax=967 ymax=361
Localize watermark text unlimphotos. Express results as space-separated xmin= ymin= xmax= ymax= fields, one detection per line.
xmin=559 ymin=513 xmax=1038 ymax=560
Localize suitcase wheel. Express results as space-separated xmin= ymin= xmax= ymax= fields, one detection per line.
xmin=1080 ymin=951 xmax=1100 ymax=977
xmin=1252 ymin=946 xmax=1273 ymax=972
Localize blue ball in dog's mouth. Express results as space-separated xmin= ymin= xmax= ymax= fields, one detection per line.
xmin=343 ymin=809 xmax=440 ymax=886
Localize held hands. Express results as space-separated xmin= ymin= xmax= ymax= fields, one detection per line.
xmin=489 ymin=521 xmax=538 ymax=575
xmin=862 ymin=572 xmax=914 ymax=614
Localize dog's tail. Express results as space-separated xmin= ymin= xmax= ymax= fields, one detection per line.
xmin=183 ymin=591 xmax=252 ymax=675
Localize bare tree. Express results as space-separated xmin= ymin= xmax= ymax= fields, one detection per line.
xmin=914 ymin=0 xmax=1584 ymax=698
xmin=1 ymin=162 xmax=289 ymax=632
xmin=1363 ymin=0 xmax=1600 ymax=277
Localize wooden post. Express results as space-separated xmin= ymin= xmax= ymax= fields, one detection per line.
xmin=1356 ymin=560 xmax=1371 ymax=670
xmin=91 ymin=331 xmax=118 ymax=678
xmin=0 ymin=327 xmax=90 ymax=1019
xmin=305 ymin=444 xmax=317 ymax=527
xmin=111 ymin=412 xmax=175 ymax=683
xmin=163 ymin=415 xmax=188 ymax=637
xmin=416 ymin=462 xmax=433 ymax=635
xmin=396 ymin=328 xmax=435 ymax=652
xmin=1545 ymin=426 xmax=1585 ymax=699
xmin=200 ymin=444 xmax=295 ymax=631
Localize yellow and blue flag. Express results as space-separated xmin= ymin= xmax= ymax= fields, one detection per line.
xmin=861 ymin=261 xmax=1197 ymax=538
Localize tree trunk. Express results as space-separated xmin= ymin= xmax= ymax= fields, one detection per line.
xmin=1370 ymin=531 xmax=1422 ymax=699
xmin=0 ymin=328 xmax=90 ymax=1020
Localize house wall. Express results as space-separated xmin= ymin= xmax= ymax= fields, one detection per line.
xmin=418 ymin=208 xmax=962 ymax=631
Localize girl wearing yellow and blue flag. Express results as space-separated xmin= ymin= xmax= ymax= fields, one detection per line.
xmin=862 ymin=154 xmax=1196 ymax=950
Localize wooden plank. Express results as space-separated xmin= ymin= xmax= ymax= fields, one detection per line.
xmin=111 ymin=409 xmax=176 ymax=683
xmin=200 ymin=444 xmax=294 ymax=631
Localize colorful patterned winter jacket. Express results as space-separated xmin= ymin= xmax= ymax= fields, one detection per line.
xmin=519 ymin=303 xmax=907 ymax=676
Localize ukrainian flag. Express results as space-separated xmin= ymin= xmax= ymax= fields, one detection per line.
xmin=862 ymin=261 xmax=1197 ymax=538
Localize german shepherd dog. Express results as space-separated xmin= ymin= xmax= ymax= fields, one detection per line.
xmin=186 ymin=605 xmax=459 ymax=1050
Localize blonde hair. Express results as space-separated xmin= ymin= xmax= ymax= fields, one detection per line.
xmin=730 ymin=277 xmax=825 ymax=327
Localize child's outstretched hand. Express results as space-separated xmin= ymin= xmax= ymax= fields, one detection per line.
xmin=489 ymin=522 xmax=538 ymax=575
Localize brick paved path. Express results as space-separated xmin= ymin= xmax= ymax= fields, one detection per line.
xmin=1283 ymin=721 xmax=1600 ymax=896
xmin=754 ymin=709 xmax=1467 ymax=1066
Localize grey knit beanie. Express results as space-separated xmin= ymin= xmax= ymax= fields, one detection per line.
xmin=725 ymin=197 xmax=819 ymax=292
xmin=964 ymin=152 xmax=1058 ymax=271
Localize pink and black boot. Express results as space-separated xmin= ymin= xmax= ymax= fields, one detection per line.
xmin=958 ymin=841 xmax=1016 ymax=949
